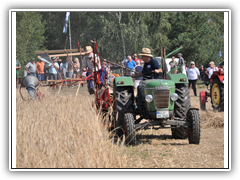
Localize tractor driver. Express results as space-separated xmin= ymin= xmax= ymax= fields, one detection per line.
xmin=132 ymin=48 xmax=162 ymax=111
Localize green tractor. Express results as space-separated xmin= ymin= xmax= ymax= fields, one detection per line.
xmin=113 ymin=47 xmax=200 ymax=145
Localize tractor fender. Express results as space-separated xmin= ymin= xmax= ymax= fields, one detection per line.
xmin=211 ymin=73 xmax=224 ymax=84
xmin=186 ymin=107 xmax=199 ymax=114
xmin=200 ymin=91 xmax=207 ymax=104
xmin=185 ymin=107 xmax=199 ymax=115
xmin=114 ymin=76 xmax=134 ymax=87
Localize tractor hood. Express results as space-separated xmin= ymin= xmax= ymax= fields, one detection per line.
xmin=141 ymin=79 xmax=175 ymax=89
xmin=140 ymin=79 xmax=175 ymax=111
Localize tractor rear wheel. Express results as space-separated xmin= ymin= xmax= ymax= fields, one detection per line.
xmin=114 ymin=87 xmax=133 ymax=138
xmin=211 ymin=78 xmax=224 ymax=112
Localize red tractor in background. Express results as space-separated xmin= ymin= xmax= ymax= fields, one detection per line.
xmin=199 ymin=61 xmax=224 ymax=112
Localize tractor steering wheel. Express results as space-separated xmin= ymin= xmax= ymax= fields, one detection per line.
xmin=143 ymin=71 xmax=162 ymax=80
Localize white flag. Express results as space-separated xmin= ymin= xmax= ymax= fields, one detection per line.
xmin=63 ymin=12 xmax=70 ymax=34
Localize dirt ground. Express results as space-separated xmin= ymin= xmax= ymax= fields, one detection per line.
xmin=41 ymin=83 xmax=225 ymax=168
xmin=123 ymin=127 xmax=224 ymax=168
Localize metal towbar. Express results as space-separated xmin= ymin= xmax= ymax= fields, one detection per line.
xmin=135 ymin=119 xmax=190 ymax=131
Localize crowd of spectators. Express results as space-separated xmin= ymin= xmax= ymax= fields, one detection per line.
xmin=17 ymin=49 xmax=223 ymax=98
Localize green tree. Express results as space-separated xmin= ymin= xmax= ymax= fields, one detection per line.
xmin=16 ymin=12 xmax=46 ymax=77
xmin=167 ymin=12 xmax=224 ymax=68
xmin=144 ymin=12 xmax=173 ymax=56
xmin=36 ymin=11 xmax=224 ymax=69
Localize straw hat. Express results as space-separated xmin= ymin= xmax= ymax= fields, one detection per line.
xmin=190 ymin=61 xmax=195 ymax=65
xmin=138 ymin=48 xmax=153 ymax=57
xmin=134 ymin=54 xmax=138 ymax=57
xmin=85 ymin=46 xmax=93 ymax=53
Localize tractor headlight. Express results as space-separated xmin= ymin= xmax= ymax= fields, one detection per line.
xmin=170 ymin=93 xmax=179 ymax=101
xmin=145 ymin=94 xmax=153 ymax=103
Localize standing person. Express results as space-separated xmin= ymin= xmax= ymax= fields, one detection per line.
xmin=102 ymin=61 xmax=109 ymax=79
xmin=177 ymin=53 xmax=185 ymax=73
xmin=62 ymin=62 xmax=67 ymax=84
xmin=48 ymin=57 xmax=59 ymax=89
xmin=36 ymin=59 xmax=45 ymax=81
xmin=57 ymin=58 xmax=63 ymax=80
xmin=48 ymin=57 xmax=59 ymax=80
xmin=199 ymin=65 xmax=205 ymax=81
xmin=25 ymin=58 xmax=36 ymax=76
xmin=16 ymin=59 xmax=21 ymax=88
xmin=125 ymin=55 xmax=136 ymax=75
xmin=134 ymin=60 xmax=143 ymax=88
xmin=133 ymin=54 xmax=141 ymax=64
xmin=121 ymin=57 xmax=128 ymax=76
xmin=82 ymin=46 xmax=104 ymax=94
xmin=66 ymin=57 xmax=73 ymax=79
xmin=72 ymin=57 xmax=80 ymax=86
xmin=169 ymin=56 xmax=178 ymax=74
xmin=52 ymin=57 xmax=59 ymax=80
xmin=205 ymin=61 xmax=218 ymax=81
xmin=73 ymin=57 xmax=80 ymax=79
xmin=134 ymin=54 xmax=144 ymax=64
xmin=44 ymin=61 xmax=51 ymax=82
xmin=187 ymin=61 xmax=200 ymax=97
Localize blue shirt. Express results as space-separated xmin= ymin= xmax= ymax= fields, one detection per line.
xmin=142 ymin=58 xmax=161 ymax=79
xmin=49 ymin=62 xmax=59 ymax=74
xmin=125 ymin=60 xmax=136 ymax=70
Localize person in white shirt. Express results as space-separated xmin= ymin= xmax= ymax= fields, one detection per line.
xmin=205 ymin=61 xmax=219 ymax=79
xmin=187 ymin=61 xmax=200 ymax=96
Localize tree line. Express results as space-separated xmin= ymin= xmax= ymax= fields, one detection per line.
xmin=16 ymin=11 xmax=224 ymax=77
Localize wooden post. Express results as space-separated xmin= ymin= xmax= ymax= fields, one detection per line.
xmin=164 ymin=47 xmax=166 ymax=79
xmin=75 ymin=81 xmax=81 ymax=97
xmin=161 ymin=47 xmax=163 ymax=66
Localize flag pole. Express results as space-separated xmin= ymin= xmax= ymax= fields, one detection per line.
xmin=69 ymin=19 xmax=72 ymax=60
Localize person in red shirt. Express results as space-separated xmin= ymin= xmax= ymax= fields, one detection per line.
xmin=133 ymin=54 xmax=143 ymax=64
xmin=36 ymin=59 xmax=45 ymax=81
xmin=199 ymin=65 xmax=205 ymax=81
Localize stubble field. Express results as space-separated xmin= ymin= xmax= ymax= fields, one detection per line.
xmin=16 ymin=84 xmax=225 ymax=168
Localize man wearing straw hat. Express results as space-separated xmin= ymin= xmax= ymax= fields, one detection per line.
xmin=133 ymin=48 xmax=162 ymax=111
xmin=138 ymin=48 xmax=162 ymax=79
xmin=82 ymin=46 xmax=104 ymax=95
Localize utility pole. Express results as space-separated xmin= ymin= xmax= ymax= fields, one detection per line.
xmin=69 ymin=19 xmax=72 ymax=60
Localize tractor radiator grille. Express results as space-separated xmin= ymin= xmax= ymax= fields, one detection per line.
xmin=153 ymin=89 xmax=170 ymax=109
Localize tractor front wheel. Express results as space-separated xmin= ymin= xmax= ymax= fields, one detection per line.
xmin=123 ymin=113 xmax=136 ymax=145
xmin=172 ymin=84 xmax=191 ymax=139
xmin=187 ymin=109 xmax=201 ymax=144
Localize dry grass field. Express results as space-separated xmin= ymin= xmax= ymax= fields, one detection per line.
xmin=16 ymin=87 xmax=127 ymax=168
xmin=16 ymin=84 xmax=224 ymax=168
